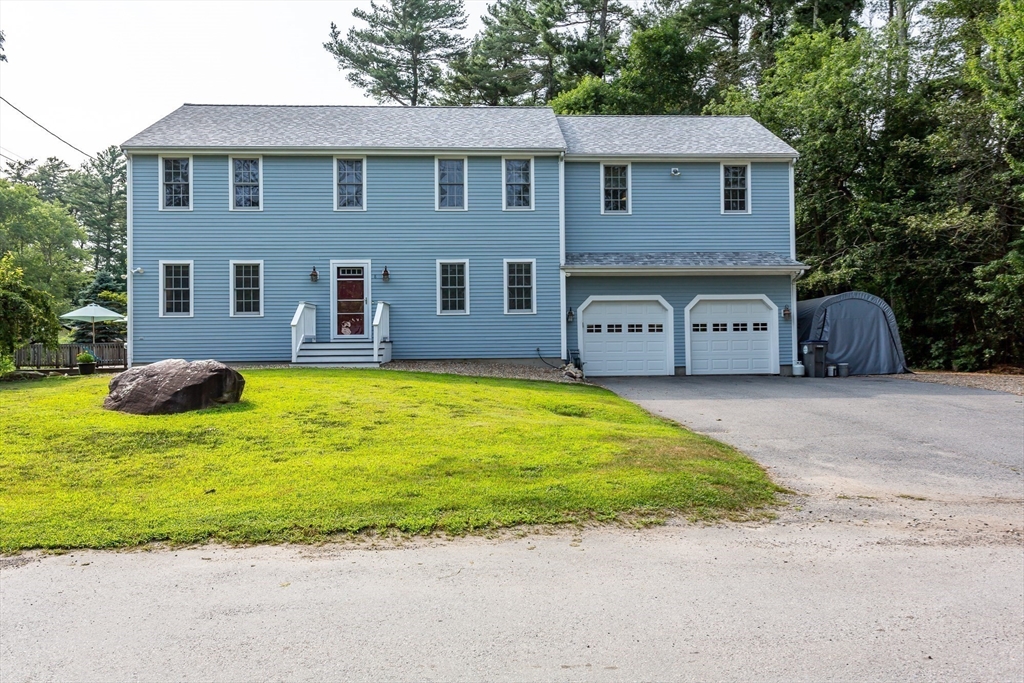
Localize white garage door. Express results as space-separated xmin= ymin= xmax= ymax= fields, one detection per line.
xmin=581 ymin=299 xmax=672 ymax=376
xmin=689 ymin=299 xmax=774 ymax=374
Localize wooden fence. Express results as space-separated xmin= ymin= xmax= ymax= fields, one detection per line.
xmin=14 ymin=343 xmax=127 ymax=369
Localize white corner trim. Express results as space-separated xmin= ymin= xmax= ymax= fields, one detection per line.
xmin=126 ymin=154 xmax=134 ymax=367
xmin=157 ymin=154 xmax=194 ymax=211
xmin=789 ymin=160 xmax=796 ymax=259
xmin=500 ymin=156 xmax=535 ymax=211
xmin=435 ymin=156 xmax=468 ymax=211
xmin=599 ymin=161 xmax=631 ymax=215
xmin=559 ymin=154 xmax=567 ymax=360
xmin=720 ymin=161 xmax=752 ymax=215
xmin=576 ymin=295 xmax=675 ymax=376
xmin=682 ymin=294 xmax=779 ymax=376
xmin=228 ymin=260 xmax=265 ymax=318
xmin=329 ymin=259 xmax=371 ymax=340
xmin=502 ymin=258 xmax=537 ymax=315
xmin=158 ymin=260 xmax=195 ymax=318
xmin=791 ymin=277 xmax=799 ymax=367
xmin=333 ymin=156 xmax=368 ymax=211
xmin=228 ymin=155 xmax=264 ymax=212
xmin=435 ymin=259 xmax=470 ymax=316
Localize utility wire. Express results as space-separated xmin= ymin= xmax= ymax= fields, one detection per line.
xmin=0 ymin=95 xmax=94 ymax=160
xmin=0 ymin=151 xmax=17 ymax=163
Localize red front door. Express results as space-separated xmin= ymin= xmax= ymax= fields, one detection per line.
xmin=336 ymin=266 xmax=366 ymax=336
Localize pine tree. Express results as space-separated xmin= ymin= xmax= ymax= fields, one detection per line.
xmin=324 ymin=0 xmax=469 ymax=106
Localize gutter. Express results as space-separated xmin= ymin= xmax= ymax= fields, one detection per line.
xmin=562 ymin=266 xmax=808 ymax=277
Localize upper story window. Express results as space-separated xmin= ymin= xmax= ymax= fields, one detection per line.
xmin=230 ymin=260 xmax=263 ymax=316
xmin=230 ymin=157 xmax=261 ymax=210
xmin=503 ymin=157 xmax=532 ymax=210
xmin=602 ymin=163 xmax=630 ymax=214
xmin=160 ymin=156 xmax=192 ymax=210
xmin=436 ymin=260 xmax=469 ymax=315
xmin=159 ymin=260 xmax=193 ymax=317
xmin=335 ymin=158 xmax=365 ymax=210
xmin=436 ymin=157 xmax=466 ymax=210
xmin=504 ymin=259 xmax=536 ymax=314
xmin=722 ymin=164 xmax=749 ymax=213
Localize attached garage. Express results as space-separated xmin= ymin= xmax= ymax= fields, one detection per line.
xmin=685 ymin=296 xmax=779 ymax=375
xmin=578 ymin=296 xmax=674 ymax=376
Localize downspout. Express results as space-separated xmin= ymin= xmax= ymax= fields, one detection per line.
xmin=789 ymin=159 xmax=800 ymax=369
xmin=559 ymin=151 xmax=567 ymax=363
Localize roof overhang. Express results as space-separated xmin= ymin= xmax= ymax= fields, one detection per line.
xmin=120 ymin=145 xmax=567 ymax=156
xmin=562 ymin=265 xmax=807 ymax=276
xmin=563 ymin=153 xmax=799 ymax=162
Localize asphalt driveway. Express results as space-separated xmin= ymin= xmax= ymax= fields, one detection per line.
xmin=598 ymin=375 xmax=1024 ymax=503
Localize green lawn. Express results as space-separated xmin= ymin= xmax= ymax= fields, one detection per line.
xmin=0 ymin=369 xmax=778 ymax=551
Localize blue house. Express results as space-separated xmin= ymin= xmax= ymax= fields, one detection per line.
xmin=122 ymin=105 xmax=803 ymax=376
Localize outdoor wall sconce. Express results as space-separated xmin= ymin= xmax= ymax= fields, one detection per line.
xmin=670 ymin=167 xmax=681 ymax=176
xmin=309 ymin=266 xmax=319 ymax=283
xmin=382 ymin=266 xmax=390 ymax=282
xmin=782 ymin=305 xmax=791 ymax=321
xmin=131 ymin=267 xmax=144 ymax=275
xmin=566 ymin=307 xmax=575 ymax=323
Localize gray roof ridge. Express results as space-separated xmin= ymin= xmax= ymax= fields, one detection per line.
xmin=556 ymin=113 xmax=752 ymax=118
xmin=179 ymin=103 xmax=555 ymax=110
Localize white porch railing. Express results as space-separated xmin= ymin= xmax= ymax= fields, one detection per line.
xmin=290 ymin=301 xmax=317 ymax=363
xmin=373 ymin=301 xmax=391 ymax=363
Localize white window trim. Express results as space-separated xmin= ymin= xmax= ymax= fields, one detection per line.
xmin=228 ymin=260 xmax=265 ymax=318
xmin=435 ymin=156 xmax=468 ymax=211
xmin=503 ymin=258 xmax=537 ymax=315
xmin=501 ymin=156 xmax=535 ymax=211
xmin=158 ymin=155 xmax=194 ymax=212
xmin=683 ymin=294 xmax=779 ymax=375
xmin=228 ymin=156 xmax=263 ymax=212
xmin=599 ymin=162 xmax=631 ymax=215
xmin=435 ymin=259 xmax=470 ymax=316
xmin=333 ymin=156 xmax=368 ymax=211
xmin=158 ymin=260 xmax=194 ymax=318
xmin=720 ymin=161 xmax=752 ymax=215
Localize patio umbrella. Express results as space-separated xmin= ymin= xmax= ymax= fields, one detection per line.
xmin=60 ymin=303 xmax=125 ymax=345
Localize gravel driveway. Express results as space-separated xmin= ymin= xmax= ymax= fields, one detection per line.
xmin=2 ymin=375 xmax=1022 ymax=682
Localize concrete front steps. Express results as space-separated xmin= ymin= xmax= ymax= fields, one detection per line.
xmin=291 ymin=340 xmax=392 ymax=367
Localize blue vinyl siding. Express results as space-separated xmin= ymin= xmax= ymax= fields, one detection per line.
xmin=564 ymin=161 xmax=792 ymax=253
xmin=566 ymin=275 xmax=795 ymax=368
xmin=131 ymin=154 xmax=560 ymax=363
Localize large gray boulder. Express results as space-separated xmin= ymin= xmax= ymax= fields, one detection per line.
xmin=104 ymin=359 xmax=245 ymax=415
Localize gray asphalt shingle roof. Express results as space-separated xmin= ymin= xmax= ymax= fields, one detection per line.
xmin=122 ymin=105 xmax=796 ymax=158
xmin=121 ymin=104 xmax=566 ymax=151
xmin=564 ymin=252 xmax=806 ymax=269
xmin=556 ymin=115 xmax=797 ymax=158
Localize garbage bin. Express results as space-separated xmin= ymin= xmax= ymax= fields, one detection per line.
xmin=800 ymin=341 xmax=829 ymax=378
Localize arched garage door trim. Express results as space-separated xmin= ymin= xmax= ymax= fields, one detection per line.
xmin=577 ymin=295 xmax=675 ymax=376
xmin=684 ymin=294 xmax=780 ymax=376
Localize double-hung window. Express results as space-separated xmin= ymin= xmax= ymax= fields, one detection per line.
xmin=230 ymin=157 xmax=261 ymax=210
xmin=160 ymin=156 xmax=192 ymax=210
xmin=230 ymin=261 xmax=263 ymax=316
xmin=504 ymin=259 xmax=536 ymax=314
xmin=503 ymin=157 xmax=533 ymax=210
xmin=722 ymin=163 xmax=750 ymax=213
xmin=436 ymin=260 xmax=469 ymax=315
xmin=601 ymin=163 xmax=630 ymax=214
xmin=335 ymin=158 xmax=365 ymax=210
xmin=160 ymin=260 xmax=193 ymax=317
xmin=436 ymin=157 xmax=466 ymax=210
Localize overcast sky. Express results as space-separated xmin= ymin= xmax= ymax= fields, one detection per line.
xmin=0 ymin=0 xmax=500 ymax=169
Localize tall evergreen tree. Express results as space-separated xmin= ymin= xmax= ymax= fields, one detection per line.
xmin=324 ymin=0 xmax=469 ymax=106
xmin=73 ymin=146 xmax=127 ymax=273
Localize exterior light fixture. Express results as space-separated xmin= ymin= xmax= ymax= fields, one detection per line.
xmin=566 ymin=307 xmax=575 ymax=323
xmin=131 ymin=267 xmax=145 ymax=274
xmin=382 ymin=266 xmax=390 ymax=282
xmin=309 ymin=266 xmax=319 ymax=283
xmin=782 ymin=305 xmax=791 ymax=321
xmin=670 ymin=168 xmax=681 ymax=176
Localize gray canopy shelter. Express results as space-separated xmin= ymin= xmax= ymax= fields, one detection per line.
xmin=797 ymin=291 xmax=908 ymax=375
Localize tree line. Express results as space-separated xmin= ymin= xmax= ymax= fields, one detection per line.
xmin=325 ymin=0 xmax=1022 ymax=370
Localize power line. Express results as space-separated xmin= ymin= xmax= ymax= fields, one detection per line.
xmin=0 ymin=151 xmax=18 ymax=163
xmin=0 ymin=95 xmax=94 ymax=160
xmin=0 ymin=145 xmax=26 ymax=161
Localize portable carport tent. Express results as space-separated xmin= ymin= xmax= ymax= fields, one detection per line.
xmin=797 ymin=291 xmax=908 ymax=375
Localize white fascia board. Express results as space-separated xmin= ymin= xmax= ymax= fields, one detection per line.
xmin=122 ymin=146 xmax=567 ymax=157
xmin=563 ymin=153 xmax=799 ymax=162
xmin=561 ymin=266 xmax=808 ymax=276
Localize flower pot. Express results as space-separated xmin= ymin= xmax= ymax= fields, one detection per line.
xmin=78 ymin=362 xmax=96 ymax=376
